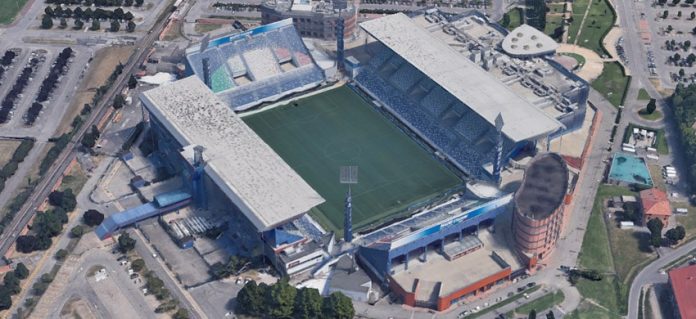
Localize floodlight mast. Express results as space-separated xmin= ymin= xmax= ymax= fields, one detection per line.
xmin=340 ymin=166 xmax=357 ymax=243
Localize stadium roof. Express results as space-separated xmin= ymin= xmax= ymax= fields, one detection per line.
xmin=360 ymin=13 xmax=562 ymax=142
xmin=140 ymin=76 xmax=325 ymax=231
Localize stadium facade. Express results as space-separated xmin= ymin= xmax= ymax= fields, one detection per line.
xmin=512 ymin=153 xmax=570 ymax=266
xmin=260 ymin=0 xmax=357 ymax=40
xmin=185 ymin=19 xmax=325 ymax=111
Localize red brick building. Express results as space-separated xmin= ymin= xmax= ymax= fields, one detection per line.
xmin=512 ymin=153 xmax=569 ymax=265
xmin=668 ymin=264 xmax=696 ymax=319
xmin=639 ymin=188 xmax=671 ymax=226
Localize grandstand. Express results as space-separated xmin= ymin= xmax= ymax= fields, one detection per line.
xmin=140 ymin=76 xmax=325 ymax=231
xmin=355 ymin=13 xmax=563 ymax=179
xmin=185 ymin=19 xmax=325 ymax=111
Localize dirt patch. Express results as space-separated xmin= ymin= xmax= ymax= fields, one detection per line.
xmin=0 ymin=140 xmax=20 ymax=168
xmin=60 ymin=296 xmax=97 ymax=319
xmin=649 ymin=78 xmax=674 ymax=97
xmin=56 ymin=46 xmax=135 ymax=136
xmin=162 ymin=20 xmax=183 ymax=41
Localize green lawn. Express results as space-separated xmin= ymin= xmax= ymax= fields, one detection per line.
xmin=623 ymin=123 xmax=669 ymax=155
xmin=567 ymin=300 xmax=621 ymax=319
xmin=638 ymin=109 xmax=663 ymax=121
xmin=545 ymin=14 xmax=565 ymax=39
xmin=561 ymin=52 xmax=587 ymax=69
xmin=575 ymin=185 xmax=654 ymax=316
xmin=637 ymin=88 xmax=651 ymax=101
xmin=243 ymin=86 xmax=462 ymax=234
xmin=511 ymin=290 xmax=565 ymax=316
xmin=675 ymin=203 xmax=696 ymax=242
xmin=0 ymin=0 xmax=28 ymax=24
xmin=463 ymin=286 xmax=541 ymax=319
xmin=501 ymin=7 xmax=523 ymax=30
xmin=567 ymin=0 xmax=591 ymax=43
xmin=575 ymin=0 xmax=616 ymax=55
xmin=592 ymin=62 xmax=630 ymax=107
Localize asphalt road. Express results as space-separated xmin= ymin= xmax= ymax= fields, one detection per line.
xmin=627 ymin=240 xmax=696 ymax=319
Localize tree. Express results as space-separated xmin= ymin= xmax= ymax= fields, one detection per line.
xmin=45 ymin=6 xmax=54 ymax=17
xmin=294 ymin=287 xmax=323 ymax=319
xmin=135 ymin=0 xmax=143 ymax=6
xmin=59 ymin=17 xmax=68 ymax=28
xmin=90 ymin=19 xmax=100 ymax=31
xmin=124 ymin=11 xmax=134 ymax=20
xmin=646 ymin=98 xmax=657 ymax=114
xmin=673 ymin=0 xmax=681 ymax=5
xmin=0 ymin=287 xmax=11 ymax=310
xmin=113 ymin=94 xmax=126 ymax=109
xmin=131 ymin=258 xmax=145 ymax=272
xmin=667 ymin=25 xmax=674 ymax=32
xmin=529 ymin=309 xmax=537 ymax=319
xmin=678 ymin=10 xmax=683 ymax=18
xmin=173 ymin=309 xmax=189 ymax=319
xmin=16 ymin=235 xmax=37 ymax=253
xmin=674 ymin=52 xmax=682 ymax=63
xmin=15 ymin=263 xmax=29 ymax=280
xmin=128 ymin=74 xmax=138 ymax=89
xmin=124 ymin=0 xmax=133 ymax=6
xmin=55 ymin=249 xmax=68 ymax=261
xmin=266 ymin=279 xmax=297 ymax=318
xmin=71 ymin=225 xmax=84 ymax=238
xmin=525 ymin=0 xmax=547 ymax=31
xmin=236 ymin=281 xmax=266 ymax=316
xmin=110 ymin=20 xmax=120 ymax=32
xmin=41 ymin=15 xmax=53 ymax=29
xmin=118 ymin=232 xmax=136 ymax=253
xmin=126 ymin=20 xmax=136 ymax=32
xmin=83 ymin=209 xmax=104 ymax=226
xmin=74 ymin=18 xmax=84 ymax=30
xmin=663 ymin=10 xmax=669 ymax=18
xmin=322 ymin=292 xmax=354 ymax=319
xmin=666 ymin=225 xmax=687 ymax=244
xmin=546 ymin=310 xmax=556 ymax=319
xmin=685 ymin=40 xmax=692 ymax=50
xmin=691 ymin=11 xmax=695 ymax=19
xmin=648 ymin=218 xmax=664 ymax=247
xmin=680 ymin=68 xmax=686 ymax=77
xmin=49 ymin=189 xmax=76 ymax=212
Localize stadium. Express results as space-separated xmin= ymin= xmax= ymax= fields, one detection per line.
xmin=131 ymin=9 xmax=589 ymax=311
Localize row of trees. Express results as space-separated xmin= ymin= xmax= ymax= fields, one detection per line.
xmin=647 ymin=218 xmax=686 ymax=247
xmin=45 ymin=6 xmax=134 ymax=21
xmin=0 ymin=58 xmax=41 ymax=123
xmin=236 ymin=280 xmax=355 ymax=319
xmin=671 ymin=84 xmax=696 ymax=193
xmin=0 ymin=50 xmax=18 ymax=83
xmin=16 ymin=189 xmax=77 ymax=253
xmin=0 ymin=139 xmax=34 ymax=194
xmin=210 ymin=255 xmax=251 ymax=279
xmin=568 ymin=268 xmax=603 ymax=285
xmin=657 ymin=0 xmax=696 ymax=5
xmin=26 ymin=47 xmax=73 ymax=126
xmin=524 ymin=0 xmax=547 ymax=32
xmin=81 ymin=124 xmax=101 ymax=149
xmin=664 ymin=39 xmax=692 ymax=52
xmin=46 ymin=0 xmax=144 ymax=7
xmin=0 ymin=263 xmax=30 ymax=310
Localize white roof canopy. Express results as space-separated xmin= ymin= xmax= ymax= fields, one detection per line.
xmin=360 ymin=13 xmax=562 ymax=142
xmin=141 ymin=76 xmax=324 ymax=231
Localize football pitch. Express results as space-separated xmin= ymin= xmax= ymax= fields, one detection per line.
xmin=243 ymin=86 xmax=462 ymax=234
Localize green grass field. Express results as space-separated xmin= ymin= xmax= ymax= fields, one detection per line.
xmin=637 ymin=88 xmax=651 ymax=101
xmin=592 ymin=62 xmax=630 ymax=107
xmin=0 ymin=0 xmax=29 ymax=24
xmin=501 ymin=8 xmax=523 ymax=30
xmin=243 ymin=86 xmax=462 ymax=234
xmin=574 ymin=0 xmax=615 ymax=55
xmin=575 ymin=185 xmax=657 ymax=317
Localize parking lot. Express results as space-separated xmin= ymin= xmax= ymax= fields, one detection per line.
xmin=644 ymin=2 xmax=696 ymax=85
